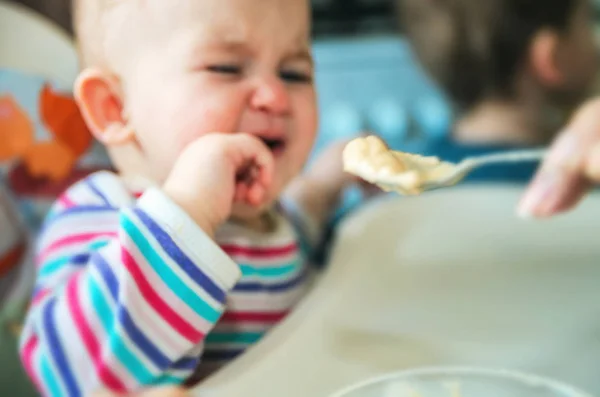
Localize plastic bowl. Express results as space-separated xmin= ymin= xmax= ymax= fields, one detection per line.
xmin=330 ymin=367 xmax=595 ymax=397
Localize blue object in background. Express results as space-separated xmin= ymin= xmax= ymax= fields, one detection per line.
xmin=319 ymin=102 xmax=365 ymax=142
xmin=413 ymin=95 xmax=453 ymax=141
xmin=310 ymin=35 xmax=450 ymax=162
xmin=420 ymin=138 xmax=540 ymax=184
xmin=367 ymin=97 xmax=409 ymax=144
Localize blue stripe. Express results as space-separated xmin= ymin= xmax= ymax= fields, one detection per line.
xmin=233 ymin=270 xmax=306 ymax=293
xmin=117 ymin=307 xmax=171 ymax=370
xmin=203 ymin=349 xmax=244 ymax=361
xmin=40 ymin=253 xmax=89 ymax=277
xmin=92 ymin=253 xmax=172 ymax=371
xmin=42 ymin=299 xmax=81 ymax=396
xmin=88 ymin=276 xmax=154 ymax=383
xmin=92 ymin=253 xmax=119 ymax=301
xmin=40 ymin=357 xmax=64 ymax=397
xmin=205 ymin=332 xmax=263 ymax=345
xmin=155 ymin=375 xmax=186 ymax=386
xmin=45 ymin=205 xmax=117 ymax=224
xmin=86 ymin=178 xmax=112 ymax=206
xmin=122 ymin=213 xmax=221 ymax=322
xmin=172 ymin=357 xmax=199 ymax=371
xmin=40 ymin=205 xmax=117 ymax=238
xmin=239 ymin=260 xmax=299 ymax=278
xmin=133 ymin=209 xmax=226 ymax=304
xmin=89 ymin=240 xmax=110 ymax=250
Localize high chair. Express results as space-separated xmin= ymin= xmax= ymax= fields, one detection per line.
xmin=0 ymin=3 xmax=78 ymax=395
xmin=0 ymin=0 xmax=78 ymax=86
xmin=197 ymin=186 xmax=600 ymax=397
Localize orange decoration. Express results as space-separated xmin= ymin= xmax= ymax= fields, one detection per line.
xmin=1 ymin=85 xmax=94 ymax=183
xmin=0 ymin=95 xmax=35 ymax=161
xmin=40 ymin=84 xmax=92 ymax=157
xmin=22 ymin=141 xmax=76 ymax=181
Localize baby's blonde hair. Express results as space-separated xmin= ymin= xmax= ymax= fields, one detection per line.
xmin=72 ymin=0 xmax=136 ymax=70
xmin=72 ymin=0 xmax=105 ymax=68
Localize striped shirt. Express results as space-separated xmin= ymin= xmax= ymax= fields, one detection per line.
xmin=19 ymin=171 xmax=312 ymax=396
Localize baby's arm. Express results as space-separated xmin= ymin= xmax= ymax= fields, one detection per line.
xmin=19 ymin=172 xmax=240 ymax=395
xmin=282 ymin=140 xmax=356 ymax=251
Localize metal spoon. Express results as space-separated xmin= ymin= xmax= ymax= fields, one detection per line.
xmin=375 ymin=148 xmax=547 ymax=194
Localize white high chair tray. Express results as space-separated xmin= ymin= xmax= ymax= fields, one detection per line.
xmin=196 ymin=185 xmax=600 ymax=397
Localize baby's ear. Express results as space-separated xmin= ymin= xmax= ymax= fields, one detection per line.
xmin=529 ymin=29 xmax=564 ymax=88
xmin=74 ymin=69 xmax=134 ymax=146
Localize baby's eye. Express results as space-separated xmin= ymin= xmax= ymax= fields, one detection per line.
xmin=279 ymin=70 xmax=312 ymax=84
xmin=207 ymin=65 xmax=242 ymax=75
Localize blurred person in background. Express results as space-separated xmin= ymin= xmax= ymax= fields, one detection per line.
xmin=397 ymin=0 xmax=599 ymax=183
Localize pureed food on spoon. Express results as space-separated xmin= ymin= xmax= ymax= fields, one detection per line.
xmin=342 ymin=136 xmax=456 ymax=195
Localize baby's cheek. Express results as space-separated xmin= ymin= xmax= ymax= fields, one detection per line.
xmin=171 ymin=113 xmax=212 ymax=152
xmin=180 ymin=107 xmax=239 ymax=148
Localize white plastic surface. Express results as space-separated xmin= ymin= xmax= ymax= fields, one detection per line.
xmin=332 ymin=367 xmax=594 ymax=397
xmin=0 ymin=0 xmax=78 ymax=86
xmin=196 ymin=185 xmax=600 ymax=397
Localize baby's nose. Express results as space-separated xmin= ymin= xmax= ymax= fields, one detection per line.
xmin=250 ymin=76 xmax=291 ymax=116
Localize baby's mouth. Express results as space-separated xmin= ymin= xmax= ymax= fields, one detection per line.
xmin=260 ymin=137 xmax=287 ymax=157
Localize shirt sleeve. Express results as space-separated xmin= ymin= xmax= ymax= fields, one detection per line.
xmin=277 ymin=197 xmax=323 ymax=261
xmin=19 ymin=173 xmax=240 ymax=395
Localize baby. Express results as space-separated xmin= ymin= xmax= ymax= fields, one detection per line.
xmin=18 ymin=0 xmax=353 ymax=395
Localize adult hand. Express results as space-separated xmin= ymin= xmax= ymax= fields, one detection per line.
xmin=519 ymin=98 xmax=600 ymax=218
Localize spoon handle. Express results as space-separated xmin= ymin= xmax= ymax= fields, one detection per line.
xmin=463 ymin=148 xmax=547 ymax=168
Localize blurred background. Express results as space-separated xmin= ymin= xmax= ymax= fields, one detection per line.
xmin=7 ymin=0 xmax=600 ymax=225
xmin=7 ymin=0 xmax=600 ymax=155
xmin=0 ymin=0 xmax=449 ymax=177
xmin=7 ymin=0 xmax=449 ymax=148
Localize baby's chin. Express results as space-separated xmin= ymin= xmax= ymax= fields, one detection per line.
xmin=229 ymin=201 xmax=279 ymax=232
xmin=231 ymin=199 xmax=275 ymax=221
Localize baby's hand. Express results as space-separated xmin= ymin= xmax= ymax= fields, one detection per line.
xmin=163 ymin=133 xmax=274 ymax=236
xmin=285 ymin=136 xmax=380 ymax=229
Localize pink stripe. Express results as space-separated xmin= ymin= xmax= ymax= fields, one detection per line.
xmin=37 ymin=232 xmax=117 ymax=263
xmin=58 ymin=193 xmax=76 ymax=208
xmin=220 ymin=242 xmax=298 ymax=258
xmin=21 ymin=336 xmax=41 ymax=391
xmin=30 ymin=288 xmax=51 ymax=308
xmin=221 ymin=310 xmax=289 ymax=323
xmin=121 ymin=248 xmax=204 ymax=343
xmin=125 ymin=287 xmax=183 ymax=354
xmin=66 ymin=271 xmax=127 ymax=391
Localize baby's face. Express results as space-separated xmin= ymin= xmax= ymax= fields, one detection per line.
xmin=118 ymin=0 xmax=317 ymax=216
